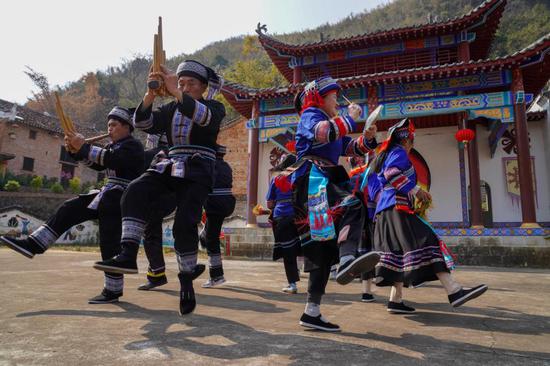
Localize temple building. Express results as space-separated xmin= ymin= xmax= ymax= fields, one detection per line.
xmin=221 ymin=0 xmax=550 ymax=244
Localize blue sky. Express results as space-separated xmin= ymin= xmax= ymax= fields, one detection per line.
xmin=1 ymin=0 xmax=387 ymax=104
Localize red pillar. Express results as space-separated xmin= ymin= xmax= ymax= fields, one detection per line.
xmin=465 ymin=117 xmax=484 ymax=228
xmin=293 ymin=66 xmax=302 ymax=84
xmin=246 ymin=100 xmax=260 ymax=226
xmin=512 ymin=68 xmax=538 ymax=227
xmin=367 ymin=85 xmax=378 ymax=113
xmin=458 ymin=41 xmax=470 ymax=62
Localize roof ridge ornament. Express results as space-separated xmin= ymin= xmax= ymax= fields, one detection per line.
xmin=256 ymin=23 xmax=267 ymax=36
xmin=0 ymin=104 xmax=18 ymax=121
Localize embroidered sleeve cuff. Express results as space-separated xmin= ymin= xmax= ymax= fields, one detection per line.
xmin=88 ymin=145 xmax=107 ymax=166
xmin=191 ymin=100 xmax=212 ymax=126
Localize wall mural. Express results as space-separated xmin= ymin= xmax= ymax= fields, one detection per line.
xmin=0 ymin=208 xmax=98 ymax=245
xmin=500 ymin=127 xmax=531 ymax=155
xmin=502 ymin=157 xmax=537 ymax=207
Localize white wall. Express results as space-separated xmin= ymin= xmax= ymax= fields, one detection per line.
xmin=414 ymin=126 xmax=464 ymax=222
xmin=256 ymin=142 xmax=273 ymax=224
xmin=476 ymin=120 xmax=550 ymax=223
xmin=255 ymin=127 xmax=464 ymax=223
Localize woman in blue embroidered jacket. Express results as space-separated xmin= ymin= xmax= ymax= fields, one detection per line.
xmin=292 ymin=76 xmax=380 ymax=332
xmin=372 ymin=118 xmax=487 ymax=314
xmin=0 ymin=107 xmax=144 ymax=304
xmin=266 ymin=154 xmax=302 ymax=294
xmin=93 ymin=60 xmax=225 ymax=316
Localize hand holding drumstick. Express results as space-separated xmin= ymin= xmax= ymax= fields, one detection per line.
xmin=342 ymin=94 xmax=377 ymax=140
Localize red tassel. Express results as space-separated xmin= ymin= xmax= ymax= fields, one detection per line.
xmin=274 ymin=175 xmax=292 ymax=193
xmin=301 ymin=90 xmax=325 ymax=113
xmin=379 ymin=139 xmax=390 ymax=153
xmin=314 ymin=214 xmax=320 ymax=230
xmin=285 ymin=140 xmax=296 ymax=153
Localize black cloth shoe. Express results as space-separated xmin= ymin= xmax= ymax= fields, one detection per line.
xmin=336 ymin=252 xmax=380 ymax=285
xmin=93 ymin=256 xmax=138 ymax=274
xmin=88 ymin=289 xmax=122 ymax=304
xmin=190 ymin=264 xmax=206 ymax=281
xmin=387 ymin=301 xmax=416 ymax=314
xmin=299 ymin=313 xmax=341 ymax=332
xmin=138 ymin=275 xmax=168 ymax=291
xmin=178 ymin=272 xmax=196 ymax=315
xmin=361 ymin=293 xmax=375 ymax=302
xmin=449 ymin=284 xmax=488 ymax=308
xmin=0 ymin=236 xmax=44 ymax=259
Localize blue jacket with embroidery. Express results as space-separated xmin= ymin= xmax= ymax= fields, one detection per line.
xmin=297 ymin=107 xmax=379 ymax=164
xmin=266 ymin=178 xmax=294 ymax=218
xmin=375 ymin=145 xmax=418 ymax=214
xmin=348 ymin=169 xmax=381 ymax=220
xmin=294 ymin=107 xmax=377 ymax=182
xmin=366 ymin=171 xmax=381 ymax=219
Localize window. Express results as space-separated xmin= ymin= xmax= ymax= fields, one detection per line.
xmin=29 ymin=130 xmax=37 ymax=140
xmin=22 ymin=157 xmax=34 ymax=172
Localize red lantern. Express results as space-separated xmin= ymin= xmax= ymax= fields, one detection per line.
xmin=455 ymin=128 xmax=475 ymax=144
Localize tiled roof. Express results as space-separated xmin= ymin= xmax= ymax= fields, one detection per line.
xmin=0 ymin=99 xmax=99 ymax=136
xmin=257 ymin=0 xmax=506 ymax=81
xmin=259 ymin=0 xmax=504 ymax=52
xmin=222 ymin=32 xmax=550 ymax=118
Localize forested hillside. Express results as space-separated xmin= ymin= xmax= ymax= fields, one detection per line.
xmin=23 ymin=0 xmax=550 ymax=128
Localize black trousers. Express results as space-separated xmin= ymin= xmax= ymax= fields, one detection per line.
xmin=46 ymin=190 xmax=123 ymax=282
xmin=121 ymin=171 xmax=210 ymax=270
xmin=283 ymin=255 xmax=300 ymax=284
xmin=294 ymin=165 xmax=364 ymax=305
xmin=143 ymin=193 xmax=176 ymax=281
xmin=306 ymin=250 xmax=333 ymax=305
xmin=200 ymin=214 xmax=225 ymax=278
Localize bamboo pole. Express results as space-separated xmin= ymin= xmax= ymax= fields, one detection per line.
xmin=147 ymin=17 xmax=167 ymax=96
xmin=85 ymin=133 xmax=110 ymax=143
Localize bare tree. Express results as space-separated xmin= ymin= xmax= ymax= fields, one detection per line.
xmin=24 ymin=66 xmax=56 ymax=115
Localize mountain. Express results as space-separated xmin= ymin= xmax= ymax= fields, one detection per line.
xmin=24 ymin=0 xmax=550 ymax=129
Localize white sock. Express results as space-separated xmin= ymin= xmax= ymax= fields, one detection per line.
xmin=339 ymin=255 xmax=355 ymax=266
xmin=362 ymin=279 xmax=372 ymax=294
xmin=437 ymin=272 xmax=462 ymax=295
xmin=389 ymin=283 xmax=403 ymax=303
xmin=304 ymin=302 xmax=320 ymax=317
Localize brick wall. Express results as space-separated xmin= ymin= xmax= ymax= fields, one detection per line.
xmin=217 ymin=118 xmax=249 ymax=196
xmin=1 ymin=124 xmax=99 ymax=184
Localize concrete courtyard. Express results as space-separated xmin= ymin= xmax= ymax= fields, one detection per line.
xmin=0 ymin=249 xmax=549 ymax=365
